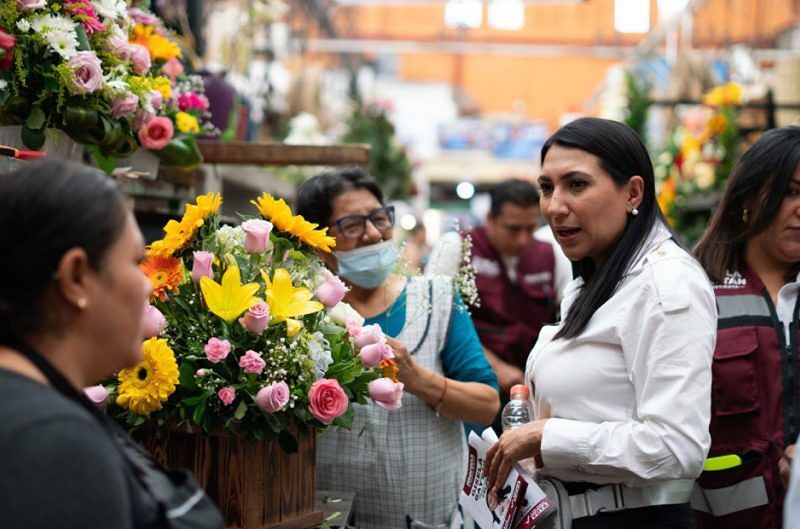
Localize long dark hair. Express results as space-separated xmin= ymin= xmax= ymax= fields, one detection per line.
xmin=295 ymin=166 xmax=384 ymax=226
xmin=0 ymin=159 xmax=127 ymax=342
xmin=544 ymin=118 xmax=668 ymax=339
xmin=695 ymin=126 xmax=800 ymax=282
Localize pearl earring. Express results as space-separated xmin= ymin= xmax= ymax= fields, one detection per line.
xmin=76 ymin=298 xmax=87 ymax=309
xmin=631 ymin=208 xmax=639 ymax=216
xmin=742 ymin=209 xmax=750 ymax=223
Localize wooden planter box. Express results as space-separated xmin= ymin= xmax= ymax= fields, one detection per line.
xmin=138 ymin=427 xmax=324 ymax=529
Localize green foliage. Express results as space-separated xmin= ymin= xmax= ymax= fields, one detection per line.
xmin=341 ymin=102 xmax=413 ymax=200
xmin=623 ymin=70 xmax=651 ymax=146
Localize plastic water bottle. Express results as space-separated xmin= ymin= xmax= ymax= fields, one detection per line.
xmin=501 ymin=384 xmax=531 ymax=431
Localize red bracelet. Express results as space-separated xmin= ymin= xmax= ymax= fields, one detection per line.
xmin=434 ymin=375 xmax=448 ymax=417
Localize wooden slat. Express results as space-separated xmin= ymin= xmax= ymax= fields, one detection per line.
xmin=137 ymin=427 xmax=322 ymax=529
xmin=198 ymin=141 xmax=370 ymax=166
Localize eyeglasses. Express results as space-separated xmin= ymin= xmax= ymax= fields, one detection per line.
xmin=331 ymin=206 xmax=395 ymax=240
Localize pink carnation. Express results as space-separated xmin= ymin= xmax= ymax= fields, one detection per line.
xmin=239 ymin=350 xmax=266 ymax=374
xmin=204 ymin=337 xmax=231 ymax=363
xmin=218 ymin=386 xmax=236 ymax=406
xmin=178 ymin=92 xmax=209 ymax=112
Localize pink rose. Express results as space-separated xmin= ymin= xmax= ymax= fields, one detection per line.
xmin=191 ymin=251 xmax=214 ymax=282
xmin=345 ymin=317 xmax=362 ymax=338
xmin=141 ymin=304 xmax=166 ymax=338
xmin=138 ymin=116 xmax=174 ymax=150
xmin=162 ymin=56 xmax=184 ymax=79
xmin=218 ymin=386 xmax=236 ymax=406
xmin=241 ymin=219 xmax=273 ymax=254
xmin=239 ymin=350 xmax=266 ymax=374
xmin=150 ymin=89 xmax=163 ymax=111
xmin=84 ymin=385 xmax=109 ymax=409
xmin=315 ymin=270 xmax=348 ymax=308
xmin=204 ymin=337 xmax=231 ymax=363
xmin=368 ymin=378 xmax=404 ymax=410
xmin=16 ymin=0 xmax=46 ymax=12
xmin=255 ymin=381 xmax=290 ymax=413
xmin=354 ymin=324 xmax=385 ymax=351
xmin=130 ymin=44 xmax=151 ymax=75
xmin=239 ymin=301 xmax=270 ymax=336
xmin=308 ymin=378 xmax=349 ymax=423
xmin=128 ymin=7 xmax=161 ymax=26
xmin=358 ymin=342 xmax=394 ymax=367
xmin=107 ymin=36 xmax=131 ymax=61
xmin=111 ymin=92 xmax=139 ymax=119
xmin=68 ymin=51 xmax=104 ymax=95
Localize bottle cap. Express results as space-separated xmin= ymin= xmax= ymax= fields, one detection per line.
xmin=510 ymin=384 xmax=529 ymax=399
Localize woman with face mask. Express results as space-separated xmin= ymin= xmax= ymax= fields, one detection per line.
xmin=296 ymin=167 xmax=500 ymax=529
xmin=482 ymin=118 xmax=717 ymax=528
xmin=692 ymin=126 xmax=800 ymax=529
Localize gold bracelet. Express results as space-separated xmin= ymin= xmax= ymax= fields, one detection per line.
xmin=434 ymin=375 xmax=448 ymax=417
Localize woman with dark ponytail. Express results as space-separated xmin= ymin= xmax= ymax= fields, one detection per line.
xmin=0 ymin=159 xmax=223 ymax=529
xmin=484 ymin=118 xmax=717 ymax=528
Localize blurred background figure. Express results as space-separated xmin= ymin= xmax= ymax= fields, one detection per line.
xmin=467 ymin=178 xmax=559 ymax=432
xmin=403 ymin=221 xmax=431 ymax=271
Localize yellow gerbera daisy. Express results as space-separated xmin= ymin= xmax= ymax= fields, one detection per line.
xmin=251 ymin=193 xmax=336 ymax=253
xmin=149 ymin=193 xmax=222 ymax=257
xmin=140 ymin=254 xmax=184 ymax=301
xmin=117 ymin=338 xmax=179 ymax=415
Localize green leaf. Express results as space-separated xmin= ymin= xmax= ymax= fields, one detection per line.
xmin=25 ymin=106 xmax=45 ymax=130
xmin=182 ymin=391 xmax=209 ymax=406
xmin=192 ymin=401 xmax=207 ymax=425
xmin=332 ymin=407 xmax=355 ymax=429
xmin=75 ymin=24 xmax=91 ymax=51
xmin=234 ymin=400 xmax=247 ymax=420
xmin=21 ymin=125 xmax=45 ymax=150
xmin=278 ymin=430 xmax=298 ymax=454
xmin=178 ymin=363 xmax=199 ymax=391
xmin=92 ymin=146 xmax=117 ymax=174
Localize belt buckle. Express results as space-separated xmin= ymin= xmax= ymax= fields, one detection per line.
xmin=583 ymin=485 xmax=624 ymax=516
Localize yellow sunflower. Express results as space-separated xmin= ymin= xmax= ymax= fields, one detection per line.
xmin=140 ymin=254 xmax=184 ymax=301
xmin=116 ymin=338 xmax=179 ymax=415
xmin=149 ymin=193 xmax=221 ymax=257
xmin=251 ymin=193 xmax=336 ymax=253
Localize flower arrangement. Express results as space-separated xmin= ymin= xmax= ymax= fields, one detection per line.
xmin=103 ymin=191 xmax=403 ymax=449
xmin=0 ymin=1 xmax=213 ymax=169
xmin=655 ymin=82 xmax=741 ymax=243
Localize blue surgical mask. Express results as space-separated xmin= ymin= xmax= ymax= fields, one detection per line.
xmin=335 ymin=240 xmax=398 ymax=289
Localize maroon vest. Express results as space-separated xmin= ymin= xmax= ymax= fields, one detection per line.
xmin=695 ymin=266 xmax=800 ymax=529
xmin=468 ymin=226 xmax=557 ymax=370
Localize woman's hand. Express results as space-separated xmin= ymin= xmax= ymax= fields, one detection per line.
xmin=385 ymin=336 xmax=422 ymax=391
xmin=781 ymin=444 xmax=796 ymax=487
xmin=484 ymin=419 xmax=548 ymax=495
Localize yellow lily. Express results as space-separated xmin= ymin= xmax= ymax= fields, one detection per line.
xmin=200 ymin=265 xmax=260 ymax=323
xmin=261 ymin=268 xmax=324 ymax=334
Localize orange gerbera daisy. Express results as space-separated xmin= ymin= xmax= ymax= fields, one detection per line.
xmin=140 ymin=254 xmax=184 ymax=301
xmin=130 ymin=23 xmax=183 ymax=61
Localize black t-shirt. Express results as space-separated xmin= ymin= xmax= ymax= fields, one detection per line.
xmin=0 ymin=369 xmax=161 ymax=529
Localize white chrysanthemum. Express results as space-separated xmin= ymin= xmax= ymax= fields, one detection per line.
xmin=0 ymin=80 xmax=8 ymax=90
xmin=107 ymin=22 xmax=127 ymax=42
xmin=44 ymin=14 xmax=77 ymax=34
xmin=16 ymin=19 xmax=31 ymax=33
xmin=91 ymin=0 xmax=122 ymax=19
xmin=47 ymin=30 xmax=80 ymax=59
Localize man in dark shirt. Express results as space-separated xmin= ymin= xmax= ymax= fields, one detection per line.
xmin=469 ymin=179 xmax=559 ymax=425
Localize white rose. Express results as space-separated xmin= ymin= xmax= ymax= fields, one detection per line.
xmin=328 ymin=302 xmax=364 ymax=327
